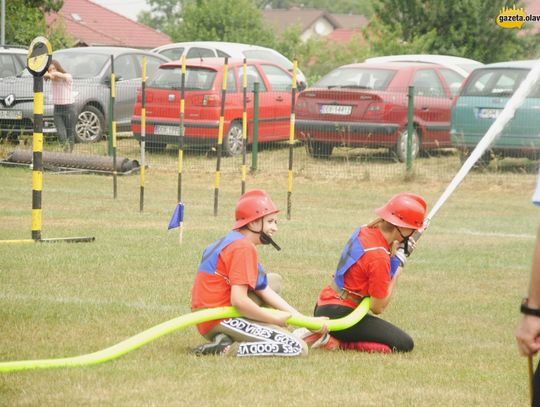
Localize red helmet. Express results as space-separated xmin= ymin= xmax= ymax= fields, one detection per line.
xmin=375 ymin=193 xmax=426 ymax=229
xmin=233 ymin=189 xmax=279 ymax=229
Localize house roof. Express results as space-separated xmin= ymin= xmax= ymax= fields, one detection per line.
xmin=45 ymin=0 xmax=171 ymax=49
xmin=524 ymin=0 xmax=540 ymax=34
xmin=326 ymin=28 xmax=365 ymax=45
xmin=331 ymin=13 xmax=368 ymax=30
xmin=262 ymin=8 xmax=341 ymax=36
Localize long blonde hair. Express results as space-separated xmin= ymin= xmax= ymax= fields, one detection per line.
xmin=366 ymin=218 xmax=400 ymax=255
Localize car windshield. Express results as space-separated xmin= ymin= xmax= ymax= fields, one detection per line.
xmin=314 ymin=67 xmax=395 ymax=90
xmin=461 ymin=67 xmax=540 ymax=97
xmin=53 ymin=52 xmax=110 ymax=79
xmin=148 ymin=66 xmax=217 ymax=90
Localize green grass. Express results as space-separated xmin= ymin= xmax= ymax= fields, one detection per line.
xmin=0 ymin=161 xmax=538 ymax=406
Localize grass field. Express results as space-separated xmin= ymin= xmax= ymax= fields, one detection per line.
xmin=0 ymin=158 xmax=538 ymax=406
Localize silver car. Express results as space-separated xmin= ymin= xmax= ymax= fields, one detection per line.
xmin=0 ymin=45 xmax=27 ymax=79
xmin=0 ymin=46 xmax=168 ymax=143
xmin=152 ymin=41 xmax=307 ymax=90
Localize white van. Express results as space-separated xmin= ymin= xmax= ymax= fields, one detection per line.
xmin=151 ymin=41 xmax=307 ymax=89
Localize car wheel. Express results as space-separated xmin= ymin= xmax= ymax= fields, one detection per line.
xmin=75 ymin=105 xmax=105 ymax=143
xmin=223 ymin=121 xmax=244 ymax=156
xmin=395 ymin=128 xmax=420 ymax=162
xmin=306 ymin=140 xmax=334 ymax=159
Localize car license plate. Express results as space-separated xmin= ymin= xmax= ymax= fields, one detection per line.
xmin=0 ymin=110 xmax=22 ymax=120
xmin=477 ymin=108 xmax=501 ymax=119
xmin=154 ymin=125 xmax=180 ymax=136
xmin=320 ymin=105 xmax=352 ymax=115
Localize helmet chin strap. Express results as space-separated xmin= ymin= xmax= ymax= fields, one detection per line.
xmin=396 ymin=227 xmax=411 ymax=255
xmin=259 ymin=232 xmax=281 ymax=251
xmin=247 ymin=224 xmax=281 ymax=251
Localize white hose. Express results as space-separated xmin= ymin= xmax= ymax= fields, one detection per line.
xmin=424 ymin=58 xmax=540 ymax=230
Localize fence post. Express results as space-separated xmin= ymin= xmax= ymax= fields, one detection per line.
xmin=251 ymin=82 xmax=259 ymax=172
xmin=406 ymin=85 xmax=414 ymax=173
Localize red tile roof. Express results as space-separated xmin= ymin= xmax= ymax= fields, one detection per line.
xmin=524 ymin=0 xmax=540 ymax=34
xmin=46 ymin=0 xmax=171 ymax=49
xmin=326 ymin=28 xmax=365 ymax=44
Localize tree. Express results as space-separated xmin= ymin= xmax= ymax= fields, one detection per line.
xmin=171 ymin=0 xmax=275 ymax=45
xmin=256 ymin=0 xmax=373 ymax=16
xmin=138 ymin=0 xmax=183 ymax=36
xmin=366 ymin=0 xmax=539 ymax=63
xmin=5 ymin=0 xmax=71 ymax=50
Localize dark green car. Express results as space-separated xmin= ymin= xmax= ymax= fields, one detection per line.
xmin=451 ymin=60 xmax=540 ymax=161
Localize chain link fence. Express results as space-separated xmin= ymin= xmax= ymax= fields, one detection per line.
xmin=1 ymin=76 xmax=538 ymax=183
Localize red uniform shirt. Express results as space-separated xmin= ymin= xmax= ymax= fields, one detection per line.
xmin=191 ymin=238 xmax=259 ymax=334
xmin=317 ymin=227 xmax=391 ymax=308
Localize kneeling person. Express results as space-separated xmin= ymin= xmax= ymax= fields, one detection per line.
xmin=191 ymin=189 xmax=319 ymax=357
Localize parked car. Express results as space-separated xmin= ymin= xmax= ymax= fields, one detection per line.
xmin=295 ymin=62 xmax=466 ymax=160
xmin=451 ymin=59 xmax=540 ymax=161
xmin=131 ymin=58 xmax=294 ymax=155
xmin=0 ymin=45 xmax=27 ymax=79
xmin=151 ymin=41 xmax=307 ymax=90
xmin=0 ymin=46 xmax=168 ymax=143
xmin=365 ymin=54 xmax=483 ymax=78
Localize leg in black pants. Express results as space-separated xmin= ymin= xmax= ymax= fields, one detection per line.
xmin=54 ymin=104 xmax=76 ymax=152
xmin=314 ymin=304 xmax=414 ymax=352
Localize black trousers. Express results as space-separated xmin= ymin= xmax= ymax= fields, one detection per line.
xmin=314 ymin=303 xmax=414 ymax=352
xmin=54 ymin=104 xmax=76 ymax=146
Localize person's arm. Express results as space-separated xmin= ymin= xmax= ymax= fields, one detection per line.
xmin=255 ymin=286 xmax=301 ymax=316
xmin=49 ymin=71 xmax=71 ymax=82
xmin=255 ymin=286 xmax=329 ymax=334
xmin=370 ymin=266 xmax=402 ymax=315
xmin=231 ymin=284 xmax=290 ymax=327
xmin=516 ymin=226 xmax=540 ymax=356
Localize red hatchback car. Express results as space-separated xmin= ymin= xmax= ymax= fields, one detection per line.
xmin=131 ymin=58 xmax=294 ymax=155
xmin=295 ymin=62 xmax=466 ymax=160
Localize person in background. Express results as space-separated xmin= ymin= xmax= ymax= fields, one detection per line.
xmin=191 ymin=189 xmax=326 ymax=357
xmin=301 ymin=193 xmax=426 ymax=353
xmin=516 ymin=171 xmax=540 ymax=406
xmin=44 ymin=60 xmax=76 ymax=152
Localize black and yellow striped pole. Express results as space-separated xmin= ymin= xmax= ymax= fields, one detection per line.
xmin=177 ymin=55 xmax=187 ymax=243
xmin=214 ymin=57 xmax=228 ymax=216
xmin=167 ymin=56 xmax=187 ymax=242
xmin=178 ymin=55 xmax=186 ymax=205
xmin=26 ymin=37 xmax=52 ymax=241
xmin=286 ymin=60 xmax=298 ymax=220
xmin=241 ymin=58 xmax=247 ymax=195
xmin=139 ymin=57 xmax=147 ymax=212
xmin=0 ymin=37 xmax=96 ymax=244
xmin=110 ymin=55 xmax=118 ymax=199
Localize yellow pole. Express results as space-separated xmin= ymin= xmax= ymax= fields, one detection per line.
xmin=287 ymin=60 xmax=298 ymax=220
xmin=140 ymin=57 xmax=146 ymax=212
xmin=214 ymin=57 xmax=228 ymax=216
xmin=178 ymin=55 xmax=186 ymax=243
xmin=241 ymin=58 xmax=247 ymax=195
xmin=31 ymin=81 xmax=44 ymax=240
xmin=110 ymin=55 xmax=117 ymax=199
